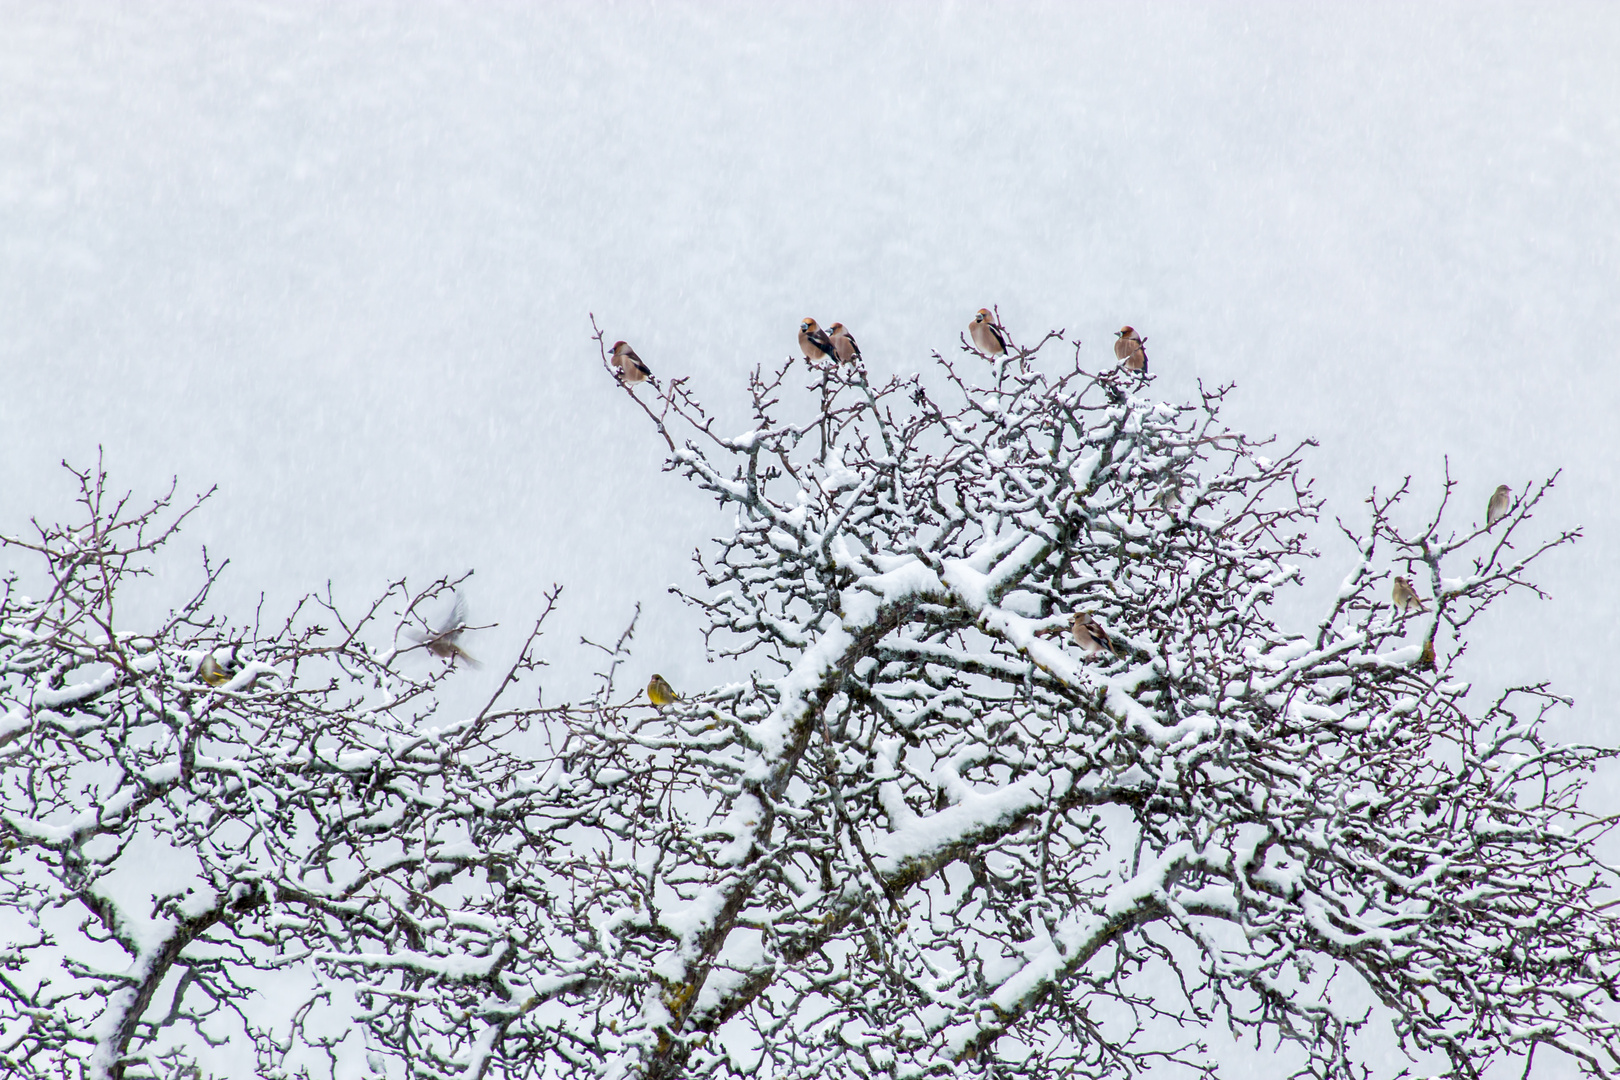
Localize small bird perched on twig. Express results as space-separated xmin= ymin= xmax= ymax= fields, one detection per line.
xmin=408 ymin=593 xmax=482 ymax=668
xmin=1391 ymin=576 xmax=1426 ymax=614
xmin=1486 ymin=484 xmax=1511 ymax=529
xmin=610 ymin=341 xmax=653 ymax=384
xmin=1071 ymin=612 xmax=1121 ymax=657
xmin=827 ymin=322 xmax=862 ymax=365
xmin=969 ymin=308 xmax=1008 ymax=356
xmin=1153 ymin=482 xmax=1183 ymax=510
xmin=1114 ymin=326 xmax=1148 ymax=373
xmin=647 ymin=674 xmax=678 ymax=706
xmin=799 ymin=318 xmax=837 ymax=364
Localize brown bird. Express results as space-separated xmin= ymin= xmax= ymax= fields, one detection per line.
xmin=1071 ymin=612 xmax=1121 ymax=657
xmin=1486 ymin=484 xmax=1511 ymax=528
xmin=408 ymin=593 xmax=482 ymax=668
xmin=1114 ymin=326 xmax=1148 ymax=373
xmin=827 ymin=322 xmax=862 ymax=364
xmin=1391 ymin=576 xmax=1426 ymax=614
xmin=969 ymin=308 xmax=1008 ymax=355
xmin=799 ymin=318 xmax=837 ymax=364
xmin=610 ymin=341 xmax=652 ymax=384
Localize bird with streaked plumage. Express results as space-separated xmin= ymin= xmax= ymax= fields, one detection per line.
xmin=799 ymin=318 xmax=837 ymax=364
xmin=827 ymin=322 xmax=861 ymax=365
xmin=969 ymin=308 xmax=1007 ymax=355
xmin=1392 ymin=576 xmax=1426 ymax=614
xmin=1114 ymin=326 xmax=1148 ymax=372
xmin=610 ymin=341 xmax=652 ymax=384
xmin=1486 ymin=485 xmax=1511 ymax=528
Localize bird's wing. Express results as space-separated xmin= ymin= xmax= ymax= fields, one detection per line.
xmin=432 ymin=593 xmax=469 ymax=637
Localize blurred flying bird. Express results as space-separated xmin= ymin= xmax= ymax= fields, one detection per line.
xmin=610 ymin=341 xmax=653 ymax=384
xmin=799 ymin=318 xmax=837 ymax=364
xmin=969 ymin=308 xmax=1008 ymax=355
xmin=827 ymin=322 xmax=862 ymax=365
xmin=647 ymin=674 xmax=678 ymax=706
xmin=1486 ymin=484 xmax=1511 ymax=528
xmin=199 ymin=653 xmax=232 ymax=687
xmin=1071 ymin=612 xmax=1120 ymax=657
xmin=409 ymin=592 xmax=482 ymax=668
xmin=198 ymin=647 xmax=262 ymax=689
xmin=1114 ymin=326 xmax=1148 ymax=372
xmin=1392 ymin=576 xmax=1426 ymax=614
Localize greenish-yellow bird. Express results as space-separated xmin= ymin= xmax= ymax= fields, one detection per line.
xmin=647 ymin=674 xmax=678 ymax=707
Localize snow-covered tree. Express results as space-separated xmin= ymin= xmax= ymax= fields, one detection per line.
xmin=0 ymin=462 xmax=566 ymax=1079
xmin=3 ymin=320 xmax=1615 ymax=1080
xmin=557 ymin=323 xmax=1614 ymax=1080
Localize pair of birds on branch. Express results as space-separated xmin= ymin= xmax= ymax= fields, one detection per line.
xmin=1389 ymin=485 xmax=1515 ymax=615
xmin=798 ymin=318 xmax=862 ymax=365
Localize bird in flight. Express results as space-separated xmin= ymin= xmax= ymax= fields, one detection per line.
xmin=409 ymin=592 xmax=482 ymax=668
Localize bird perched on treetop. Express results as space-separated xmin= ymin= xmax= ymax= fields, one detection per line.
xmin=610 ymin=341 xmax=652 ymax=384
xmin=799 ymin=318 xmax=837 ymax=364
xmin=1114 ymin=326 xmax=1148 ymax=373
xmin=827 ymin=322 xmax=861 ymax=365
xmin=1486 ymin=484 xmax=1511 ymax=528
xmin=1391 ymin=576 xmax=1426 ymax=614
xmin=969 ymin=308 xmax=1008 ymax=355
xmin=1071 ymin=612 xmax=1120 ymax=657
xmin=408 ymin=593 xmax=482 ymax=668
xmin=647 ymin=674 xmax=678 ymax=706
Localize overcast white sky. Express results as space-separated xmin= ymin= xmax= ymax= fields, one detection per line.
xmin=2 ymin=2 xmax=1616 ymax=740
